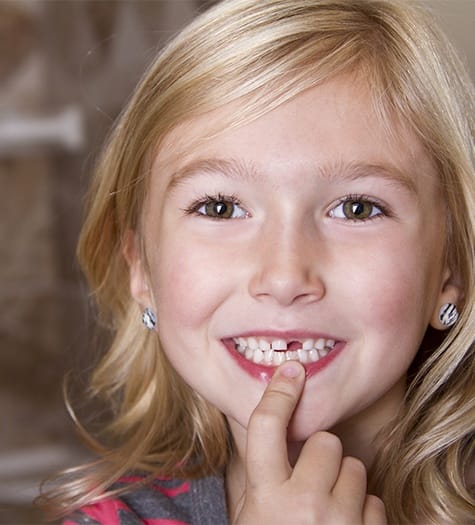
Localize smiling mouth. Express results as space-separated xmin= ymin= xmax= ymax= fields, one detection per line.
xmin=232 ymin=336 xmax=337 ymax=367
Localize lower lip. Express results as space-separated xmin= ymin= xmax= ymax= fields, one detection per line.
xmin=223 ymin=339 xmax=344 ymax=382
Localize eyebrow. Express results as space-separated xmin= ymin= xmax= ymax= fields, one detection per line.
xmin=166 ymin=158 xmax=258 ymax=193
xmin=166 ymin=157 xmax=418 ymax=195
xmin=326 ymin=161 xmax=418 ymax=194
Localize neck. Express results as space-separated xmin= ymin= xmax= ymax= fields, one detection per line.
xmin=333 ymin=377 xmax=406 ymax=468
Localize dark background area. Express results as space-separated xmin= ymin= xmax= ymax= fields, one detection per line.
xmin=0 ymin=2 xmax=216 ymax=523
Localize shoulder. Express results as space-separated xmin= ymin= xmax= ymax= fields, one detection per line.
xmin=63 ymin=476 xmax=192 ymax=525
xmin=63 ymin=498 xmax=131 ymax=525
xmin=62 ymin=474 xmax=227 ymax=525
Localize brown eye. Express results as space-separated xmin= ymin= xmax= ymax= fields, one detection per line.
xmin=330 ymin=196 xmax=384 ymax=221
xmin=205 ymin=200 xmax=235 ymax=218
xmin=191 ymin=196 xmax=247 ymax=219
xmin=342 ymin=200 xmax=374 ymax=220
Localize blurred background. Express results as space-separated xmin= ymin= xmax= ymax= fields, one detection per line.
xmin=0 ymin=1 xmax=473 ymax=524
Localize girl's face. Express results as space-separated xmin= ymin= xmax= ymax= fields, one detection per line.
xmin=132 ymin=76 xmax=455 ymax=451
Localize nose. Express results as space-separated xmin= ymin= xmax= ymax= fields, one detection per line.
xmin=248 ymin=220 xmax=326 ymax=307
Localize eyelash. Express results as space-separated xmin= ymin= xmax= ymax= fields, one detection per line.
xmin=330 ymin=194 xmax=392 ymax=222
xmin=182 ymin=193 xmax=246 ymax=219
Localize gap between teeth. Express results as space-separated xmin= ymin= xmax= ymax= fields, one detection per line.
xmin=233 ymin=337 xmax=335 ymax=366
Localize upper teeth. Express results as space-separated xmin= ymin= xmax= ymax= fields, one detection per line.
xmin=233 ymin=336 xmax=336 ymax=366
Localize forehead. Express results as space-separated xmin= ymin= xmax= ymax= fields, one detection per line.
xmin=151 ymin=75 xmax=437 ymax=190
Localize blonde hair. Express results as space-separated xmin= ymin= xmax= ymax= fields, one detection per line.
xmin=42 ymin=1 xmax=475 ymax=523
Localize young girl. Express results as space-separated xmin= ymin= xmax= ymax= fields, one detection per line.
xmin=42 ymin=0 xmax=475 ymax=523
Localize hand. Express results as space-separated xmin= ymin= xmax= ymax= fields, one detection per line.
xmin=232 ymin=361 xmax=387 ymax=525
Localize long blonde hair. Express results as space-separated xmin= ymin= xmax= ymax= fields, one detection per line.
xmin=42 ymin=1 xmax=474 ymax=523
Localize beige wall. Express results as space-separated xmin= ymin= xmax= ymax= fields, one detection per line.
xmin=425 ymin=0 xmax=475 ymax=79
xmin=0 ymin=2 xmax=203 ymax=523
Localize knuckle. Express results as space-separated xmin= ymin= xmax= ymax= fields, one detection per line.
xmin=310 ymin=431 xmax=343 ymax=456
xmin=366 ymin=494 xmax=386 ymax=513
xmin=248 ymin=405 xmax=280 ymax=435
xmin=249 ymin=388 xmax=297 ymax=432
xmin=342 ymin=456 xmax=367 ymax=480
xmin=363 ymin=494 xmax=388 ymax=524
xmin=266 ymin=385 xmax=298 ymax=406
xmin=290 ymin=491 xmax=327 ymax=524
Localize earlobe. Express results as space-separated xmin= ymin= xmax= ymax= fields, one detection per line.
xmin=430 ymin=267 xmax=462 ymax=330
xmin=436 ymin=303 xmax=459 ymax=328
xmin=123 ymin=229 xmax=152 ymax=307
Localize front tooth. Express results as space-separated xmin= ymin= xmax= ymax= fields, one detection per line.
xmin=245 ymin=348 xmax=254 ymax=360
xmin=298 ymin=349 xmax=309 ymax=363
xmin=272 ymin=339 xmax=287 ymax=350
xmin=273 ymin=351 xmax=285 ymax=365
xmin=308 ymin=349 xmax=319 ymax=362
xmin=259 ymin=339 xmax=271 ymax=351
xmin=253 ymin=349 xmax=264 ymax=363
xmin=315 ymin=338 xmax=325 ymax=350
xmin=302 ymin=339 xmax=314 ymax=350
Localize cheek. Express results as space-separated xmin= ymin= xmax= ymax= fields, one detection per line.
xmin=152 ymin=238 xmax=232 ymax=329
xmin=342 ymin=242 xmax=438 ymax=336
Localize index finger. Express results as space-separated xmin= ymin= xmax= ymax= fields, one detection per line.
xmin=245 ymin=361 xmax=305 ymax=489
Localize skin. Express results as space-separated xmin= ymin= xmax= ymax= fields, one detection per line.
xmin=127 ymin=75 xmax=460 ymax=523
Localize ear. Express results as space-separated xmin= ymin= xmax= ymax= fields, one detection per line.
xmin=429 ymin=267 xmax=462 ymax=330
xmin=123 ymin=230 xmax=153 ymax=309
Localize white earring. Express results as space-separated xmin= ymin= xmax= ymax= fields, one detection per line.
xmin=438 ymin=303 xmax=459 ymax=328
xmin=142 ymin=307 xmax=157 ymax=330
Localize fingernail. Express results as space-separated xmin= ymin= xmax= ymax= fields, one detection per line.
xmin=280 ymin=361 xmax=302 ymax=379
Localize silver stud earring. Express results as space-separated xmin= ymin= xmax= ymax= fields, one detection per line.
xmin=142 ymin=307 xmax=157 ymax=330
xmin=438 ymin=303 xmax=459 ymax=328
